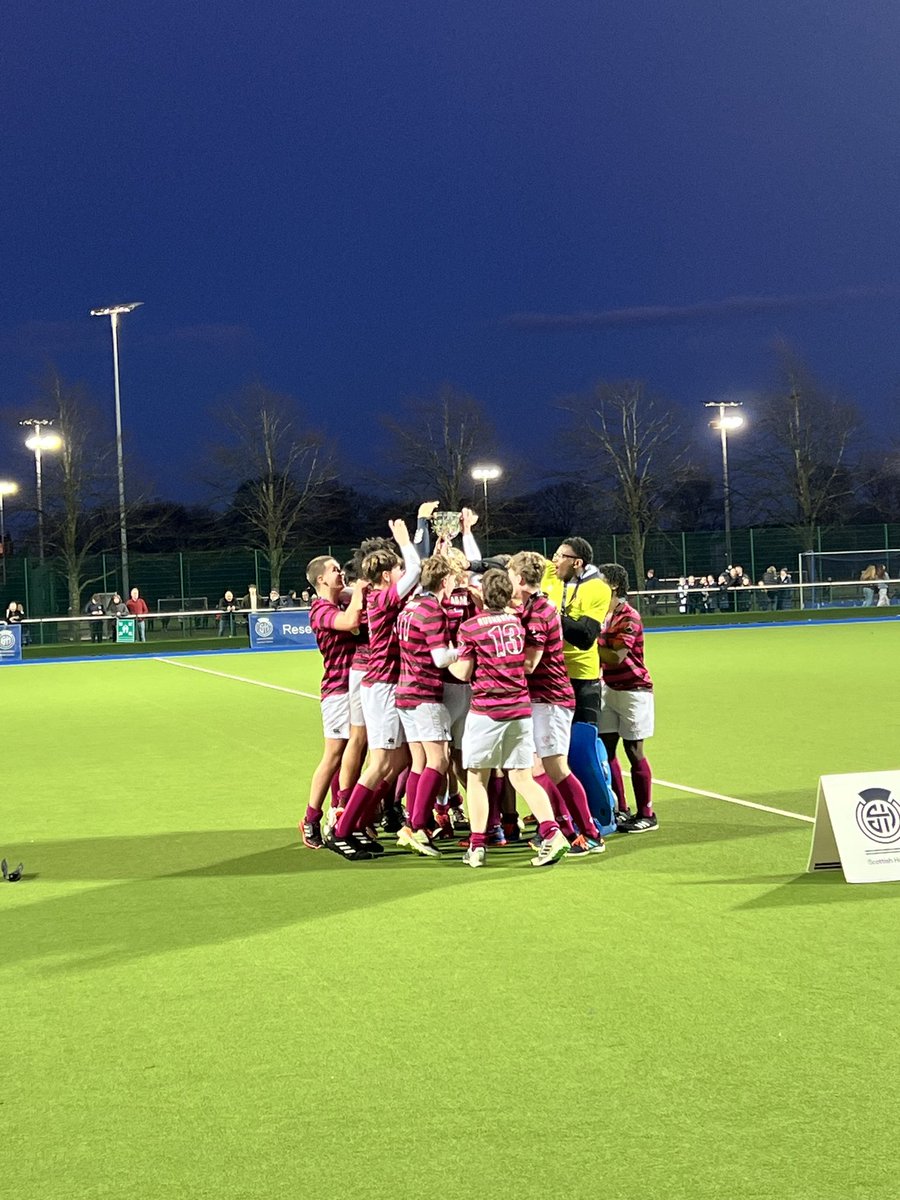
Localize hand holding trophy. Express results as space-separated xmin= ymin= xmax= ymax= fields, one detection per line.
xmin=431 ymin=508 xmax=462 ymax=555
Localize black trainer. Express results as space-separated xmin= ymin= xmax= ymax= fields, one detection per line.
xmin=381 ymin=803 xmax=407 ymax=834
xmin=351 ymin=830 xmax=385 ymax=857
xmin=323 ymin=829 xmax=372 ymax=860
xmin=622 ymin=812 xmax=658 ymax=834
xmin=299 ymin=820 xmax=323 ymax=850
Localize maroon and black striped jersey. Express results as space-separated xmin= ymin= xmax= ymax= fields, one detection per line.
xmin=519 ymin=592 xmax=575 ymax=708
xmin=362 ymin=583 xmax=406 ymax=687
xmin=350 ymin=604 xmax=370 ymax=672
xmin=396 ymin=593 xmax=451 ymax=708
xmin=457 ymin=610 xmax=531 ymax=721
xmin=310 ymin=596 xmax=357 ymax=697
xmin=443 ymin=586 xmax=476 ymax=642
xmin=599 ymin=601 xmax=653 ymax=691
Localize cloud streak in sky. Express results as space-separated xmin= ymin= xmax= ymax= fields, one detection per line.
xmin=503 ymin=285 xmax=900 ymax=331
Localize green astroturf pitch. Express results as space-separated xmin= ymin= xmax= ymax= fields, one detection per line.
xmin=4 ymin=621 xmax=900 ymax=1200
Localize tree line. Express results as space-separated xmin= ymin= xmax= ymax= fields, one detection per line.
xmin=4 ymin=347 xmax=899 ymax=605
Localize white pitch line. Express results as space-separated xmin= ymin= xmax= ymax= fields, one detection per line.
xmin=155 ymin=656 xmax=319 ymax=700
xmin=155 ymin=657 xmax=813 ymax=827
xmin=654 ymin=778 xmax=814 ymax=824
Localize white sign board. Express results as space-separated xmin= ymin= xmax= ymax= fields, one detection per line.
xmin=808 ymin=771 xmax=900 ymax=883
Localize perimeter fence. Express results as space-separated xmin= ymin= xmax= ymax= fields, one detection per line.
xmin=1 ymin=521 xmax=899 ymax=621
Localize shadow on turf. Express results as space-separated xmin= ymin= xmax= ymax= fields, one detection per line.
xmin=0 ymin=829 xmax=553 ymax=974
xmin=725 ymin=872 xmax=900 ymax=907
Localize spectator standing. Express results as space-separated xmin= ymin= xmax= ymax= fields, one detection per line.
xmin=84 ymin=595 xmax=105 ymax=643
xmin=875 ymin=564 xmax=890 ymax=607
xmin=127 ymin=587 xmax=150 ymax=641
xmin=106 ymin=591 xmax=129 ymax=641
xmin=217 ymin=590 xmax=238 ymax=636
xmin=775 ymin=567 xmax=793 ymax=610
xmin=643 ymin=568 xmax=661 ymax=615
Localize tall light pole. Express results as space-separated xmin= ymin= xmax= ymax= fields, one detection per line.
xmin=0 ymin=480 xmax=18 ymax=584
xmin=91 ymin=301 xmax=143 ymax=595
xmin=705 ymin=401 xmax=745 ymax=566
xmin=20 ymin=420 xmax=62 ymax=563
xmin=471 ymin=463 xmax=502 ymax=553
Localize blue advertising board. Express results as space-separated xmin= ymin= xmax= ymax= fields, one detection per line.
xmin=0 ymin=624 xmax=23 ymax=664
xmin=247 ymin=609 xmax=317 ymax=651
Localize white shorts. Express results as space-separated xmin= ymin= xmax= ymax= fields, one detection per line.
xmin=398 ymin=702 xmax=452 ymax=744
xmin=443 ymin=681 xmax=471 ymax=748
xmin=532 ymin=703 xmax=574 ymax=759
xmin=463 ymin=713 xmax=535 ymax=771
xmin=321 ymin=693 xmax=351 ymax=741
xmin=348 ymin=668 xmax=366 ymax=727
xmin=599 ymin=684 xmax=655 ymax=741
xmin=360 ymin=681 xmax=406 ymax=751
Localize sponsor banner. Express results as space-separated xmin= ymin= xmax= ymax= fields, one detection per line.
xmin=0 ymin=624 xmax=23 ymax=664
xmin=808 ymin=771 xmax=900 ymax=883
xmin=248 ymin=609 xmax=317 ymax=651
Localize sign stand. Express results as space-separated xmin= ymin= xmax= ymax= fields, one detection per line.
xmin=808 ymin=771 xmax=900 ymax=883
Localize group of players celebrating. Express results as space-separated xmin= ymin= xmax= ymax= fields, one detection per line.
xmin=299 ymin=502 xmax=657 ymax=868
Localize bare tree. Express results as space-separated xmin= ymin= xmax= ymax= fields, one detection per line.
xmin=380 ymin=385 xmax=497 ymax=511
xmin=38 ymin=368 xmax=120 ymax=615
xmin=749 ymin=350 xmax=861 ymax=550
xmin=214 ymin=383 xmax=333 ymax=592
xmin=564 ymin=380 xmax=688 ymax=586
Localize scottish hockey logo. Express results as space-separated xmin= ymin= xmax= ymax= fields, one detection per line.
xmin=0 ymin=630 xmax=15 ymax=652
xmin=855 ymin=788 xmax=900 ymax=844
xmin=254 ymin=617 xmax=274 ymax=640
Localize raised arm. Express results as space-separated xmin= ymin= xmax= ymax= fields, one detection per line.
xmin=389 ymin=518 xmax=422 ymax=599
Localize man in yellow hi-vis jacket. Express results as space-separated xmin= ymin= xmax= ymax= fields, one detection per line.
xmin=541 ymin=537 xmax=612 ymax=727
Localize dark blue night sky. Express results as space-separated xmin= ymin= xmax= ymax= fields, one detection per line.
xmin=3 ymin=1 xmax=900 ymax=500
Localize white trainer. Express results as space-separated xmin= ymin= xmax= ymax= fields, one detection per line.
xmin=397 ymin=826 xmax=441 ymax=858
xmin=530 ymin=829 xmax=570 ymax=868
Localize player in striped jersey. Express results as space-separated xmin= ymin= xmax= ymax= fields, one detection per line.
xmin=328 ymin=519 xmax=421 ymax=859
xmin=509 ymin=551 xmax=607 ymax=856
xmin=449 ymin=569 xmax=570 ymax=868
xmin=596 ymin=563 xmax=658 ymax=833
xmin=300 ymin=556 xmax=368 ymax=852
xmin=395 ymin=554 xmax=460 ymax=856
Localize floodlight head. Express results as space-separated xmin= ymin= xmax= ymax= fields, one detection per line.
xmin=0 ymin=481 xmax=18 ymax=497
xmin=718 ymin=414 xmax=745 ymax=431
xmin=25 ymin=431 xmax=62 ymax=453
xmin=471 ymin=464 xmax=502 ymax=482
xmin=90 ymin=302 xmax=144 ymax=317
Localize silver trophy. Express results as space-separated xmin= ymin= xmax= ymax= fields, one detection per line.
xmin=430 ymin=510 xmax=462 ymax=544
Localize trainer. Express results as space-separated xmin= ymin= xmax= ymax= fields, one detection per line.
xmin=542 ymin=537 xmax=612 ymax=727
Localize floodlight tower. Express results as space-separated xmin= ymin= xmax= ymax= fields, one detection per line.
xmin=471 ymin=463 xmax=502 ymax=553
xmin=0 ymin=479 xmax=18 ymax=583
xmin=19 ymin=420 xmax=62 ymax=562
xmin=90 ymin=301 xmax=143 ymax=595
xmin=705 ymin=401 xmax=745 ymax=566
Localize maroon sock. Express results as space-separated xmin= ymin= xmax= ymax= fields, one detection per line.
xmin=631 ymin=758 xmax=653 ymax=817
xmin=394 ymin=767 xmax=410 ymax=807
xmin=487 ymin=775 xmax=505 ymax=829
xmin=556 ymin=773 xmax=600 ymax=840
xmin=361 ymin=780 xmax=391 ymax=829
xmin=448 ymin=792 xmax=463 ymax=809
xmin=609 ymin=757 xmax=628 ymax=812
xmin=537 ymin=820 xmax=560 ymax=841
xmin=470 ymin=831 xmax=487 ymax=849
xmin=304 ymin=806 xmax=321 ymax=825
xmin=336 ymin=788 xmax=352 ymax=809
xmin=404 ymin=771 xmax=421 ymax=824
xmin=335 ymin=785 xmax=372 ymax=839
xmin=329 ymin=770 xmax=341 ymax=805
xmin=412 ymin=767 xmax=446 ymax=831
xmin=534 ymin=773 xmax=576 ymax=839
